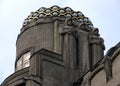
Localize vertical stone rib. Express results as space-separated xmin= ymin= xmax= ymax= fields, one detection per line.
xmin=53 ymin=20 xmax=62 ymax=54
xmin=90 ymin=36 xmax=104 ymax=66
xmin=92 ymin=43 xmax=98 ymax=65
xmin=81 ymin=32 xmax=90 ymax=72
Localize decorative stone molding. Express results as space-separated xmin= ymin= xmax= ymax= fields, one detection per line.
xmin=24 ymin=75 xmax=41 ymax=85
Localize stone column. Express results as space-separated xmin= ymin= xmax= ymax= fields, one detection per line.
xmin=89 ymin=35 xmax=104 ymax=66
xmin=59 ymin=19 xmax=80 ymax=85
xmin=77 ymin=30 xmax=90 ymax=73
xmin=53 ymin=20 xmax=62 ymax=54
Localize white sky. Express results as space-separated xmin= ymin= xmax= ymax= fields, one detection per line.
xmin=0 ymin=0 xmax=120 ymax=84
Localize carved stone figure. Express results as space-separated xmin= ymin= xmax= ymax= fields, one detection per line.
xmin=59 ymin=19 xmax=79 ymax=67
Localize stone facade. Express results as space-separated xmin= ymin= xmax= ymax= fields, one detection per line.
xmin=1 ymin=6 xmax=119 ymax=86
xmin=75 ymin=42 xmax=120 ymax=86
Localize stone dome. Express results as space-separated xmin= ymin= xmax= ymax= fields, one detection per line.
xmin=23 ymin=5 xmax=93 ymax=27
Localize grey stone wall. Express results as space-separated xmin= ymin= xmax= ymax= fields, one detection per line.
xmin=76 ymin=42 xmax=120 ymax=86
xmin=15 ymin=17 xmax=105 ymax=86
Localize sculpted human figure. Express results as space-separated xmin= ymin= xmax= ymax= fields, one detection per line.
xmin=59 ymin=18 xmax=94 ymax=71
xmin=59 ymin=18 xmax=79 ymax=68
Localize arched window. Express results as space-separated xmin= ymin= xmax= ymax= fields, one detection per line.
xmin=16 ymin=52 xmax=31 ymax=71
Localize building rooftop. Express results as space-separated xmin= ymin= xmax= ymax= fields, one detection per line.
xmin=23 ymin=5 xmax=93 ymax=27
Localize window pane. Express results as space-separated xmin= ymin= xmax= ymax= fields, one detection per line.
xmin=17 ymin=57 xmax=22 ymax=65
xmin=23 ymin=62 xmax=29 ymax=68
xmin=23 ymin=52 xmax=31 ymax=61
xmin=16 ymin=52 xmax=31 ymax=71
xmin=23 ymin=52 xmax=31 ymax=68
xmin=16 ymin=57 xmax=22 ymax=71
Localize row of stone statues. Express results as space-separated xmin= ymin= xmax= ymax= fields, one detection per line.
xmin=59 ymin=18 xmax=99 ymax=36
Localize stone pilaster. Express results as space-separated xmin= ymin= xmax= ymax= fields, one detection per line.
xmin=89 ymin=35 xmax=104 ymax=66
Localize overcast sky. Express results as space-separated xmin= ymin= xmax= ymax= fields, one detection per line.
xmin=0 ymin=0 xmax=120 ymax=84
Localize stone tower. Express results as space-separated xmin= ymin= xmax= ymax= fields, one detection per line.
xmin=1 ymin=5 xmax=105 ymax=86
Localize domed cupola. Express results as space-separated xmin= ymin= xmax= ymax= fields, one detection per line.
xmin=22 ymin=5 xmax=93 ymax=28
xmin=16 ymin=5 xmax=104 ymax=72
